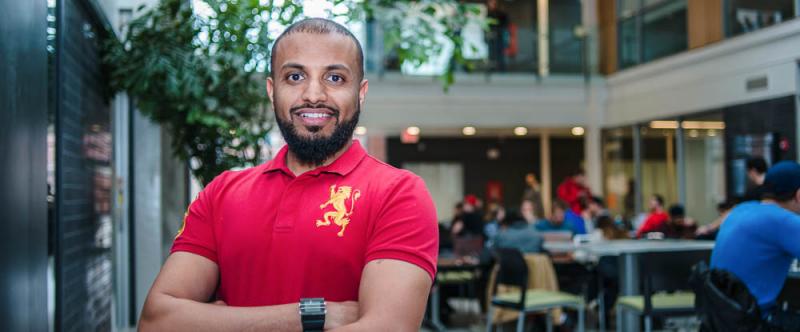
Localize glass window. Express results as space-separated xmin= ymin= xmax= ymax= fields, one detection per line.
xmin=617 ymin=0 xmax=687 ymax=69
xmin=681 ymin=113 xmax=726 ymax=226
xmin=603 ymin=127 xmax=636 ymax=219
xmin=726 ymin=0 xmax=797 ymax=37
xmin=642 ymin=0 xmax=687 ymax=62
xmin=618 ymin=16 xmax=640 ymax=69
xmin=549 ymin=0 xmax=583 ymax=73
xmin=639 ymin=123 xmax=679 ymax=215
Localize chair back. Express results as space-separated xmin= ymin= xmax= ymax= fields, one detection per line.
xmin=690 ymin=261 xmax=774 ymax=332
xmin=492 ymin=248 xmax=530 ymax=309
xmin=639 ymin=249 xmax=711 ymax=312
xmin=453 ymin=236 xmax=484 ymax=258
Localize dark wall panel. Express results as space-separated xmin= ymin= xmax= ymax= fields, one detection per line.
xmin=0 ymin=0 xmax=50 ymax=330
xmin=55 ymin=0 xmax=113 ymax=330
xmin=723 ymin=95 xmax=797 ymax=199
xmin=387 ymin=137 xmax=542 ymax=208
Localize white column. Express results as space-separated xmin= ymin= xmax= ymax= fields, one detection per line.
xmin=537 ymin=0 xmax=549 ymax=77
xmin=540 ymin=131 xmax=552 ymax=218
xmin=133 ymin=107 xmax=163 ymax=321
xmin=584 ymin=126 xmax=603 ymax=194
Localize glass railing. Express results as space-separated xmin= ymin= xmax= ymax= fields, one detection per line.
xmin=364 ymin=0 xmax=587 ymax=77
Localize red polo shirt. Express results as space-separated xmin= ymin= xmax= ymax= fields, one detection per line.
xmin=171 ymin=141 xmax=439 ymax=306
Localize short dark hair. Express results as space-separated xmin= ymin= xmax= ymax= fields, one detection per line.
xmin=270 ymin=18 xmax=364 ymax=80
xmin=501 ymin=209 xmax=524 ymax=227
xmin=653 ymin=194 xmax=665 ymax=207
xmin=553 ymin=199 xmax=570 ymax=211
xmin=746 ymin=157 xmax=768 ymax=174
xmin=668 ymin=204 xmax=685 ymax=218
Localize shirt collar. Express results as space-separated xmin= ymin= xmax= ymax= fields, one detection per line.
xmin=262 ymin=140 xmax=367 ymax=177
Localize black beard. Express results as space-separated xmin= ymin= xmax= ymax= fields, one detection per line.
xmin=276 ymin=105 xmax=360 ymax=167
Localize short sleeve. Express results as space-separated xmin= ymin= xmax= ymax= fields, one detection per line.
xmin=365 ymin=173 xmax=439 ymax=281
xmin=171 ymin=173 xmax=226 ymax=263
xmin=778 ymin=214 xmax=800 ymax=258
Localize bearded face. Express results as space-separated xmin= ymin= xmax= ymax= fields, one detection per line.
xmin=267 ymin=31 xmax=367 ymax=166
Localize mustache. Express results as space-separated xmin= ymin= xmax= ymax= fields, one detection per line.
xmin=289 ymin=103 xmax=340 ymax=117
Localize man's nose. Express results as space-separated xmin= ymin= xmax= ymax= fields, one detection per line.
xmin=301 ymin=79 xmax=327 ymax=104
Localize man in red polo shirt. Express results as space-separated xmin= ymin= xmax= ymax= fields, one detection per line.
xmin=139 ymin=18 xmax=439 ymax=331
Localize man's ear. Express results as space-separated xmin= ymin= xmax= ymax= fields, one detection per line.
xmin=358 ymin=79 xmax=368 ymax=107
xmin=266 ymin=76 xmax=275 ymax=105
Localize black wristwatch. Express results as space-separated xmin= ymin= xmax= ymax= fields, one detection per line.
xmin=299 ymin=298 xmax=326 ymax=332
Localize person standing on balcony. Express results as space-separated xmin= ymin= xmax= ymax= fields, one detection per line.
xmin=486 ymin=0 xmax=509 ymax=71
xmin=139 ymin=18 xmax=439 ymax=332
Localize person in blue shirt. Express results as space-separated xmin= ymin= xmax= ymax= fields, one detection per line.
xmin=536 ymin=199 xmax=581 ymax=233
xmin=711 ymin=161 xmax=800 ymax=330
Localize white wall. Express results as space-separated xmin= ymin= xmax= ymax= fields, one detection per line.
xmin=362 ymin=74 xmax=592 ymax=132
xmin=606 ymin=19 xmax=800 ymax=126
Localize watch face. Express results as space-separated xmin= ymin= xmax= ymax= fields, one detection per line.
xmin=300 ymin=298 xmax=326 ymax=315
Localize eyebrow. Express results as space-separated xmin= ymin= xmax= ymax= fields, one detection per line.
xmin=280 ymin=62 xmax=352 ymax=73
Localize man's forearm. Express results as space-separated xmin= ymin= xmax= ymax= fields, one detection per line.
xmin=139 ymin=293 xmax=300 ymax=332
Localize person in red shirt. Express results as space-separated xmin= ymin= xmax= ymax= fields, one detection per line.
xmin=635 ymin=194 xmax=669 ymax=238
xmin=556 ymin=169 xmax=592 ymax=214
xmin=139 ymin=18 xmax=439 ymax=332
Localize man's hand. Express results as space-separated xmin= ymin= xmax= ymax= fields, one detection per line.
xmin=324 ymin=301 xmax=359 ymax=330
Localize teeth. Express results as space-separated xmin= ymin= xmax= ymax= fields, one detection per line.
xmin=301 ymin=113 xmax=330 ymax=119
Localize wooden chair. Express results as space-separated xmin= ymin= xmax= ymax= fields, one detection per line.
xmin=486 ymin=248 xmax=585 ymax=332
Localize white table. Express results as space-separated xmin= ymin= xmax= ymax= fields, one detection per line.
xmin=544 ymin=240 xmax=715 ymax=331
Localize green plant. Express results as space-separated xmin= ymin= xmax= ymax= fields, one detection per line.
xmin=105 ymin=0 xmax=483 ymax=185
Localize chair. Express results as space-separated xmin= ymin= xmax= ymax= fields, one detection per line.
xmin=615 ymin=249 xmax=710 ymax=332
xmin=486 ymin=248 xmax=585 ymax=332
xmin=689 ymin=261 xmax=775 ymax=332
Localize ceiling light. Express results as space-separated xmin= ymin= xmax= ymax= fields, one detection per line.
xmin=571 ymin=127 xmax=585 ymax=136
xmin=708 ymin=129 xmax=716 ymax=137
xmin=462 ymin=126 xmax=476 ymax=136
xmin=689 ymin=129 xmax=699 ymax=138
xmin=406 ymin=126 xmax=420 ymax=136
xmin=514 ymin=127 xmax=528 ymax=136
xmin=650 ymin=121 xmax=679 ymax=129
xmin=354 ymin=126 xmax=367 ymax=136
xmin=681 ymin=121 xmax=725 ymax=130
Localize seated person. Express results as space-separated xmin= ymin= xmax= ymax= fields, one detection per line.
xmin=638 ymin=204 xmax=696 ymax=239
xmin=635 ymin=194 xmax=668 ymax=238
xmin=536 ymin=200 xmax=577 ymax=233
xmin=596 ymin=215 xmax=630 ymax=240
xmin=494 ymin=209 xmax=544 ymax=253
xmin=711 ymin=161 xmax=800 ymax=331
xmin=695 ymin=200 xmax=735 ymax=240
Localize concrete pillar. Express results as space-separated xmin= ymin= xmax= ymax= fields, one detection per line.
xmin=132 ymin=108 xmax=162 ymax=321
xmin=161 ymin=128 xmax=189 ymax=262
xmin=540 ymin=131 xmax=552 ymax=218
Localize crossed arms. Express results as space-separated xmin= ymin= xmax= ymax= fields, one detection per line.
xmin=138 ymin=252 xmax=432 ymax=332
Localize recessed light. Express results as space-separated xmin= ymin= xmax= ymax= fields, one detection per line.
xmin=571 ymin=127 xmax=585 ymax=136
xmin=462 ymin=126 xmax=476 ymax=136
xmin=514 ymin=127 xmax=528 ymax=136
xmin=406 ymin=126 xmax=420 ymax=136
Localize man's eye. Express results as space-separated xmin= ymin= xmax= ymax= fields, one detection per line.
xmin=327 ymin=74 xmax=343 ymax=83
xmin=288 ymin=73 xmax=303 ymax=81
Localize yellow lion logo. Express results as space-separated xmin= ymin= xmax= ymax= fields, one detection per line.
xmin=316 ymin=184 xmax=361 ymax=237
